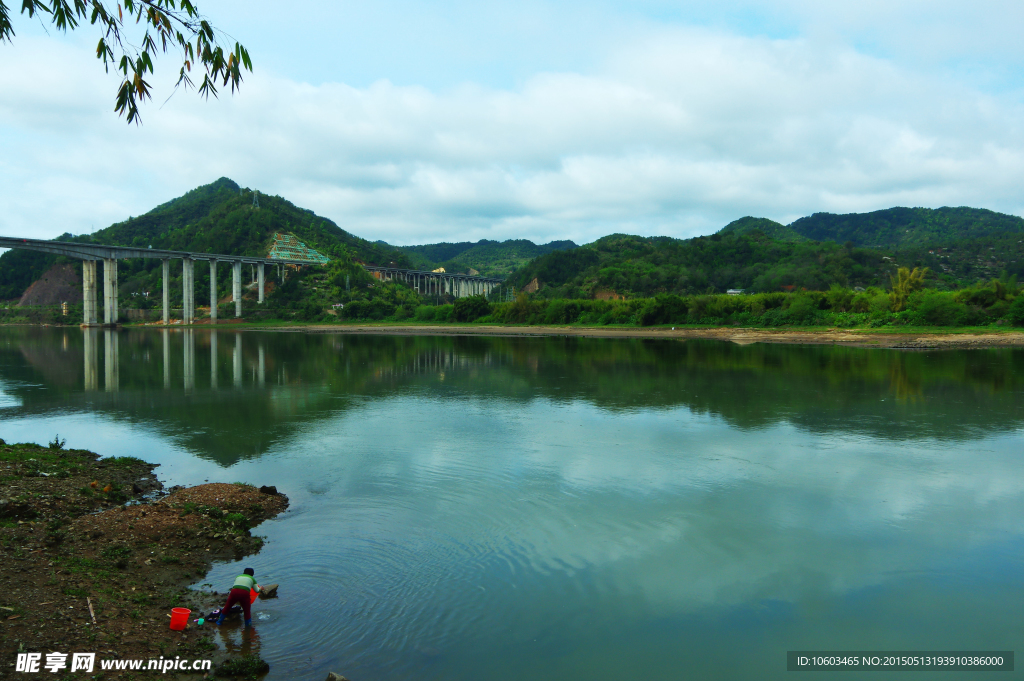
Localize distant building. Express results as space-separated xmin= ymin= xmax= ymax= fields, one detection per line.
xmin=727 ymin=289 xmax=744 ymax=295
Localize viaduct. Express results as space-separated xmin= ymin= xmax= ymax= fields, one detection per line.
xmin=0 ymin=237 xmax=503 ymax=326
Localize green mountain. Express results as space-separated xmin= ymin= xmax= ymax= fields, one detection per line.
xmin=788 ymin=207 xmax=1024 ymax=248
xmin=83 ymin=177 xmax=408 ymax=265
xmin=0 ymin=178 xmax=412 ymax=301
xmin=783 ymin=207 xmax=1024 ymax=286
xmin=718 ymin=216 xmax=807 ymax=242
xmin=506 ymin=232 xmax=893 ymax=297
xmin=396 ymin=239 xmax=577 ymax=277
xmin=6 ymin=183 xmax=1024 ymax=309
xmin=506 ymin=206 xmax=1024 ymax=298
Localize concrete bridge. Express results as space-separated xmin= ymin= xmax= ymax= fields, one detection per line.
xmin=0 ymin=236 xmax=324 ymax=327
xmin=0 ymin=237 xmax=507 ymax=326
xmin=363 ymin=265 xmax=502 ymax=298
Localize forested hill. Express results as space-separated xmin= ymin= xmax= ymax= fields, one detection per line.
xmin=506 ymin=232 xmax=894 ymax=298
xmin=787 ymin=207 xmax=1024 ymax=248
xmin=396 ymin=238 xmax=578 ymax=277
xmin=504 ymin=205 xmax=1024 ymax=298
xmin=0 ymin=178 xmax=411 ymax=300
xmin=82 ymin=177 xmax=408 ymax=265
xmin=718 ymin=216 xmax=807 ymax=242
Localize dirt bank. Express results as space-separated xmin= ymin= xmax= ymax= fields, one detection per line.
xmin=0 ymin=441 xmax=287 ymax=679
xmin=268 ymin=323 xmax=1024 ymax=349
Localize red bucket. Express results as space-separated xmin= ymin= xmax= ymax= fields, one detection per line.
xmin=169 ymin=607 xmax=191 ymax=630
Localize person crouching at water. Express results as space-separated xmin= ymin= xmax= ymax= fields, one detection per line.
xmin=217 ymin=567 xmax=261 ymax=628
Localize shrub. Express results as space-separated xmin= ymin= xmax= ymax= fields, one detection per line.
xmin=907 ymin=291 xmax=964 ymax=326
xmin=825 ymin=285 xmax=854 ymax=312
xmin=413 ymin=305 xmax=436 ymax=321
xmin=344 ymin=299 xmax=396 ymax=320
xmin=783 ymin=293 xmax=820 ymax=324
xmin=869 ymin=291 xmax=891 ymax=315
xmin=497 ymin=293 xmax=538 ymax=323
xmin=1008 ymin=296 xmax=1024 ymax=326
xmin=452 ymin=295 xmax=492 ymax=322
xmin=636 ymin=295 xmax=687 ymax=326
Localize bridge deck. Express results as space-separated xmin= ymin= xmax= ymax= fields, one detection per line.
xmin=0 ymin=236 xmax=322 ymax=266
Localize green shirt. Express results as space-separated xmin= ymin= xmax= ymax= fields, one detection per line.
xmin=232 ymin=574 xmax=257 ymax=591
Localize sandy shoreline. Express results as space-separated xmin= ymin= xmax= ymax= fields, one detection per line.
xmin=264 ymin=323 xmax=1024 ymax=349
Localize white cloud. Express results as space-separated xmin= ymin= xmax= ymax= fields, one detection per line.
xmin=2 ymin=21 xmax=1024 ymax=247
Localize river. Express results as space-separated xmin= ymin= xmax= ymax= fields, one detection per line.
xmin=1 ymin=327 xmax=1022 ymax=679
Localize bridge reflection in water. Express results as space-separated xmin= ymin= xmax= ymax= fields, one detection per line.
xmin=82 ymin=329 xmax=265 ymax=393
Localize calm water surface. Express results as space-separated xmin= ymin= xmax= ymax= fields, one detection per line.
xmin=1 ymin=327 xmax=1023 ymax=680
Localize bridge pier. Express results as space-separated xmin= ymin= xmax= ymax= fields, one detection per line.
xmin=233 ymin=261 xmax=242 ymax=317
xmin=102 ymin=258 xmax=118 ymax=325
xmin=162 ymin=259 xmax=170 ymax=325
xmin=182 ymin=257 xmax=195 ymax=325
xmin=82 ymin=260 xmax=97 ymax=326
xmin=209 ymin=260 xmax=218 ymax=324
xmin=258 ymin=263 xmax=265 ymax=303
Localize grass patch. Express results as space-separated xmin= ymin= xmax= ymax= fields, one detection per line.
xmin=214 ymin=655 xmax=270 ymax=679
xmin=222 ymin=512 xmax=249 ymax=531
xmin=62 ymin=556 xmax=101 ymax=570
xmin=101 ymin=544 xmax=132 ymax=569
xmin=105 ymin=456 xmax=147 ymax=469
xmin=180 ymin=502 xmax=225 ymax=519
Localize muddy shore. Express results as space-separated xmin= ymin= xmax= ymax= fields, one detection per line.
xmin=266 ymin=323 xmax=1024 ymax=349
xmin=0 ymin=441 xmax=287 ymax=680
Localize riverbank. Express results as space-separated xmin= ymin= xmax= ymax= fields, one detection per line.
xmin=0 ymin=441 xmax=287 ymax=679
xmin=6 ymin=316 xmax=1023 ymax=349
xmin=248 ymin=322 xmax=1024 ymax=349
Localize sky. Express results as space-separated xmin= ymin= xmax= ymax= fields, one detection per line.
xmin=2 ymin=0 xmax=1024 ymax=246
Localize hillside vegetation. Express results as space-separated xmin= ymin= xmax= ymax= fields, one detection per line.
xmin=0 ymin=177 xmax=411 ymax=305
xmin=507 ymin=207 xmax=1024 ymax=299
xmin=718 ymin=216 xmax=807 ymax=242
xmin=356 ymin=273 xmax=1024 ymax=330
xmin=5 ymin=180 xmax=1024 ymax=331
xmin=789 ymin=207 xmax=1024 ymax=248
xmin=397 ymin=239 xmax=578 ymax=277
xmin=506 ymin=231 xmax=894 ymax=297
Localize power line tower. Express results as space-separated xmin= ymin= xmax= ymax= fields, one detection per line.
xmin=252 ymin=190 xmax=260 ymax=209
